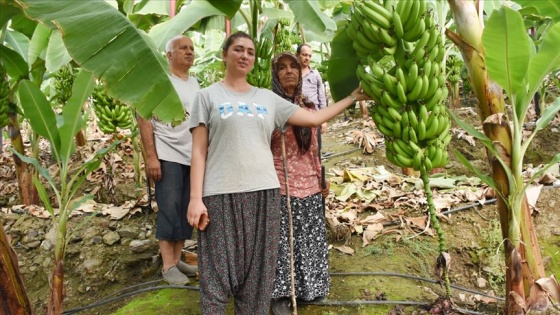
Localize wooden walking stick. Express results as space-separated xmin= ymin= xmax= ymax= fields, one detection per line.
xmin=280 ymin=132 xmax=298 ymax=315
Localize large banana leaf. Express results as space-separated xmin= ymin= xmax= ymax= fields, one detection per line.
xmin=149 ymin=0 xmax=242 ymax=51
xmin=327 ymin=24 xmax=359 ymax=102
xmin=514 ymin=0 xmax=560 ymax=23
xmin=0 ymin=44 xmax=28 ymax=79
xmin=482 ymin=7 xmax=529 ymax=99
xmin=45 ymin=29 xmax=71 ymax=74
xmin=5 ymin=29 xmax=29 ymax=63
xmin=0 ymin=3 xmax=22 ymax=29
xmin=17 ymin=80 xmax=60 ymax=161
xmin=135 ymin=0 xmax=170 ymax=16
xmin=59 ymin=70 xmax=94 ymax=164
xmin=527 ymin=22 xmax=560 ymax=105
xmin=17 ymin=0 xmax=184 ymax=123
xmin=207 ymin=0 xmax=243 ymax=18
xmin=286 ymin=0 xmax=337 ymax=34
xmin=27 ymin=22 xmax=51 ymax=68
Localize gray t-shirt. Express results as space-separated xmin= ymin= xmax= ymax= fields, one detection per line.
xmin=189 ymin=82 xmax=299 ymax=197
xmin=153 ymin=74 xmax=200 ymax=165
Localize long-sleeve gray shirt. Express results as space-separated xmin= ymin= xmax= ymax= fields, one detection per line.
xmin=302 ymin=67 xmax=327 ymax=110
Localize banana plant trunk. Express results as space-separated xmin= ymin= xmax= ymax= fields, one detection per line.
xmin=447 ymin=1 xmax=544 ymax=313
xmin=74 ymin=129 xmax=86 ymax=146
xmin=47 ymin=223 xmax=66 ymax=315
xmin=0 ymin=223 xmax=33 ymax=315
xmin=8 ymin=112 xmax=39 ymax=205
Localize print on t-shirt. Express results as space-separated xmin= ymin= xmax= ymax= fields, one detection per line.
xmin=219 ymin=101 xmax=269 ymax=120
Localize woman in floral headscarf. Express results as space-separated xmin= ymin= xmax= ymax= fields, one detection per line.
xmin=270 ymin=52 xmax=330 ymax=315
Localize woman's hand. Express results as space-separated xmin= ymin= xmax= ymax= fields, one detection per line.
xmin=187 ymin=199 xmax=209 ymax=231
xmin=321 ymin=180 xmax=331 ymax=198
xmin=351 ymin=85 xmax=371 ymax=102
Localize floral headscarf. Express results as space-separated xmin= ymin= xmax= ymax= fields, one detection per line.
xmin=271 ymin=52 xmax=315 ymax=153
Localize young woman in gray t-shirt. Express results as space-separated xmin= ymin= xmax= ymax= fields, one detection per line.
xmin=187 ymin=31 xmax=370 ymax=315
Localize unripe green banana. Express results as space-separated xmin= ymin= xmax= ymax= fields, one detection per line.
xmin=382 ymin=71 xmax=398 ymax=96
xmin=403 ymin=9 xmax=425 ymax=42
xmin=419 ymin=105 xmax=428 ymax=123
xmin=392 ymin=8 xmax=404 ymax=39
xmin=364 ymin=0 xmax=393 ymax=23
xmin=396 ymin=0 xmax=412 ymax=29
xmin=418 ymin=75 xmax=430 ymax=100
xmin=381 ymin=91 xmax=401 ymax=109
xmin=423 ymin=155 xmax=433 ymax=172
xmin=400 ymin=110 xmax=409 ymax=127
xmin=417 ymin=119 xmax=427 ymax=141
xmin=395 ymin=67 xmax=407 ymax=88
xmin=363 ymin=20 xmax=383 ymax=44
xmin=367 ymin=57 xmax=386 ymax=78
xmin=407 ymin=63 xmax=419 ymax=92
xmin=356 ymin=30 xmax=381 ymax=51
xmin=425 ymin=27 xmax=440 ymax=52
xmin=358 ymin=3 xmax=392 ymax=30
xmin=424 ymin=76 xmax=440 ymax=101
xmin=395 ymin=152 xmax=414 ymax=168
xmin=408 ymin=109 xmax=419 ymax=129
xmin=377 ymin=122 xmax=395 ymax=137
xmin=402 ymin=0 xmax=421 ymax=33
xmin=424 ymin=113 xmax=440 ymax=139
xmin=412 ymin=150 xmax=423 ymax=171
xmin=407 ymin=75 xmax=423 ymax=101
xmin=392 ymin=121 xmax=402 ymax=138
xmin=430 ymin=146 xmax=443 ymax=168
xmin=378 ymin=27 xmax=397 ymax=47
xmin=409 ymin=125 xmax=418 ymax=143
xmin=396 ymin=81 xmax=407 ymax=104
xmin=395 ymin=138 xmax=415 ymax=157
xmin=387 ymin=106 xmax=402 ymax=122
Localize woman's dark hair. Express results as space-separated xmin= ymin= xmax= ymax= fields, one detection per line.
xmin=296 ymin=43 xmax=311 ymax=54
xmin=222 ymin=31 xmax=255 ymax=53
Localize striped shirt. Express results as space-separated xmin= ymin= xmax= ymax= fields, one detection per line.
xmin=302 ymin=67 xmax=327 ymax=110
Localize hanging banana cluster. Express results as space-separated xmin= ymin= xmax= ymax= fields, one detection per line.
xmin=446 ymin=54 xmax=462 ymax=85
xmin=347 ymin=0 xmax=451 ymax=173
xmin=0 ymin=64 xmax=10 ymax=128
xmin=91 ymin=86 xmax=133 ymax=134
xmin=247 ymin=36 xmax=273 ymax=88
xmin=316 ymin=60 xmax=329 ymax=84
xmin=52 ymin=65 xmax=77 ymax=105
xmin=274 ymin=18 xmax=301 ymax=55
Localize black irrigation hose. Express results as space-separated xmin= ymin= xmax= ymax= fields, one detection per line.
xmin=62 ymin=271 xmax=503 ymax=314
xmin=329 ymin=272 xmax=504 ymax=301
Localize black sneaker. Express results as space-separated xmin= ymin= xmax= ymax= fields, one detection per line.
xmin=271 ymin=298 xmax=291 ymax=315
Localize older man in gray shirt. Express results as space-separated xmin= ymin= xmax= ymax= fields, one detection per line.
xmin=297 ymin=43 xmax=328 ymax=131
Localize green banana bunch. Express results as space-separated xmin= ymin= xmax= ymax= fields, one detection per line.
xmin=249 ymin=36 xmax=273 ymax=89
xmin=316 ymin=60 xmax=329 ymax=83
xmin=52 ymin=65 xmax=77 ymax=105
xmin=274 ymin=28 xmax=296 ymax=54
xmin=278 ymin=17 xmax=291 ymax=27
xmin=91 ymin=85 xmax=133 ymax=133
xmin=349 ymin=0 xmax=451 ymax=173
xmin=257 ymin=37 xmax=273 ymax=60
xmin=446 ymin=54 xmax=463 ymax=84
xmin=0 ymin=64 xmax=10 ymax=128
